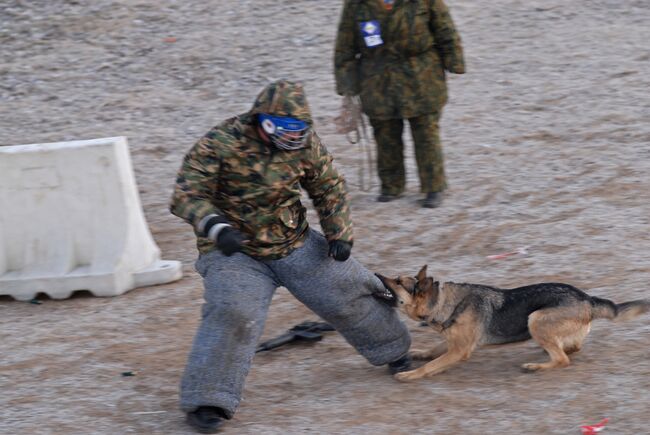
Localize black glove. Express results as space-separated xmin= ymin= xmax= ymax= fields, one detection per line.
xmin=216 ymin=226 xmax=246 ymax=256
xmin=201 ymin=215 xmax=247 ymax=256
xmin=328 ymin=240 xmax=352 ymax=262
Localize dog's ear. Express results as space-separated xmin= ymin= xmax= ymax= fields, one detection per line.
xmin=424 ymin=278 xmax=440 ymax=308
xmin=418 ymin=277 xmax=433 ymax=292
xmin=416 ymin=264 xmax=428 ymax=282
xmin=418 ymin=277 xmax=440 ymax=304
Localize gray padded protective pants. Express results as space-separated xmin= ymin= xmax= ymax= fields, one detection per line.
xmin=179 ymin=229 xmax=411 ymax=416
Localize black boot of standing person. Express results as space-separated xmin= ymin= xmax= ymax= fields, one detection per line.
xmin=422 ymin=191 xmax=443 ymax=208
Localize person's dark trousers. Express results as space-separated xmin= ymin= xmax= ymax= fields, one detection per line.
xmin=370 ymin=111 xmax=447 ymax=196
xmin=409 ymin=112 xmax=447 ymax=193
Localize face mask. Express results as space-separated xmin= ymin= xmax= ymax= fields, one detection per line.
xmin=259 ymin=114 xmax=310 ymax=150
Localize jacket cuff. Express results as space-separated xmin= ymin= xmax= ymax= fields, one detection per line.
xmin=197 ymin=214 xmax=229 ymax=240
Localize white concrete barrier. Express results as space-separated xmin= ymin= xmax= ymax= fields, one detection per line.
xmin=0 ymin=137 xmax=183 ymax=301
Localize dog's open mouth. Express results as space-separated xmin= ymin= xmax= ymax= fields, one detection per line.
xmin=374 ymin=287 xmax=395 ymax=301
xmin=373 ymin=274 xmax=397 ymax=306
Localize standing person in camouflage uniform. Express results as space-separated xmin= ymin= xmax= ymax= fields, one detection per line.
xmin=170 ymin=80 xmax=411 ymax=433
xmin=334 ymin=0 xmax=465 ymax=208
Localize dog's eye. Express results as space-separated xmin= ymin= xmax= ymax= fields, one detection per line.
xmin=399 ymin=300 xmax=404 ymax=305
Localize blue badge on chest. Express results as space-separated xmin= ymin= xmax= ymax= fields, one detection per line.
xmin=360 ymin=20 xmax=383 ymax=48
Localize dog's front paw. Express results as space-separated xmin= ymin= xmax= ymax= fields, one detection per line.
xmin=394 ymin=369 xmax=423 ymax=382
xmin=521 ymin=363 xmax=541 ymax=373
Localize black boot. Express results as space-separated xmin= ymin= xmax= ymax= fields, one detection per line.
xmin=387 ymin=354 xmax=412 ymax=375
xmin=422 ymin=191 xmax=442 ymax=208
xmin=186 ymin=407 xmax=227 ymax=434
xmin=377 ymin=193 xmax=399 ymax=202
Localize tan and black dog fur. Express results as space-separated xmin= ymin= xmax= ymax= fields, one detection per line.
xmin=376 ymin=265 xmax=650 ymax=382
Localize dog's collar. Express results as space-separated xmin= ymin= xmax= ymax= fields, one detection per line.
xmin=425 ymin=314 xmax=440 ymax=326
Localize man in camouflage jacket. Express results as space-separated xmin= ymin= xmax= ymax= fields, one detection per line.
xmin=334 ymin=0 xmax=465 ymax=207
xmin=170 ymin=80 xmax=411 ymax=433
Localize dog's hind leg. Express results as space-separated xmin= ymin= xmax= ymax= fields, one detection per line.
xmin=522 ymin=306 xmax=590 ymax=372
xmin=563 ymin=322 xmax=591 ymax=355
xmin=521 ymin=340 xmax=569 ymax=372
xmin=409 ymin=342 xmax=447 ymax=360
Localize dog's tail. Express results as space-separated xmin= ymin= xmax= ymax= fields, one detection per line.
xmin=590 ymin=297 xmax=650 ymax=322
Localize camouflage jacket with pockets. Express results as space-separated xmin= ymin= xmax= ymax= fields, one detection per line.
xmin=334 ymin=0 xmax=465 ymax=120
xmin=170 ymin=114 xmax=353 ymax=260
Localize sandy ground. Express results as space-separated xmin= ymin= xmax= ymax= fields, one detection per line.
xmin=1 ymin=0 xmax=650 ymax=433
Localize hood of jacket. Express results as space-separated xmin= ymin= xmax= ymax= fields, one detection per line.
xmin=249 ymin=79 xmax=313 ymax=125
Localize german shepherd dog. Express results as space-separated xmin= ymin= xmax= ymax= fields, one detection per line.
xmin=375 ymin=265 xmax=650 ymax=382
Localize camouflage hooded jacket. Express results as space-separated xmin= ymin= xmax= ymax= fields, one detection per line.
xmin=170 ymin=80 xmax=353 ymax=259
xmin=334 ymin=0 xmax=465 ymax=120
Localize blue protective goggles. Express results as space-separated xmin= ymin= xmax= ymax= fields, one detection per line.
xmin=258 ymin=114 xmax=310 ymax=150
